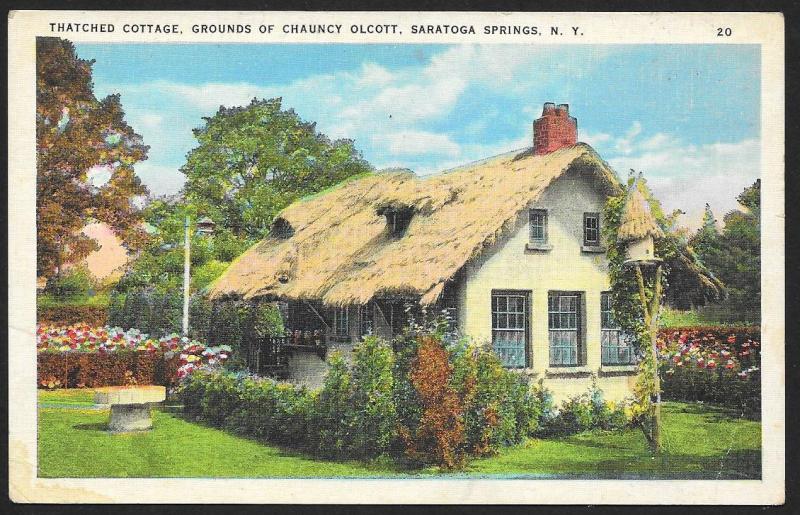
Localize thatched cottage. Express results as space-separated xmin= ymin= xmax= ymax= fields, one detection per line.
xmin=209 ymin=103 xmax=641 ymax=400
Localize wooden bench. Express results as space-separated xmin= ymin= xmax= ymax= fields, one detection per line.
xmin=94 ymin=385 xmax=166 ymax=433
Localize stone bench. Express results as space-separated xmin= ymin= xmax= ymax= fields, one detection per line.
xmin=94 ymin=385 xmax=166 ymax=433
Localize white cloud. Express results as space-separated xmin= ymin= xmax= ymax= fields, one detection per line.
xmin=581 ymin=131 xmax=612 ymax=148
xmin=608 ymin=136 xmax=759 ymax=230
xmin=373 ymin=131 xmax=461 ymax=157
xmin=101 ymin=45 xmax=620 ymax=195
xmin=614 ymin=121 xmax=643 ymax=155
xmin=357 ymin=62 xmax=395 ymax=87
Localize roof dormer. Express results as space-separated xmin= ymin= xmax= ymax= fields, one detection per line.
xmin=377 ymin=204 xmax=415 ymax=238
xmin=270 ymin=217 xmax=294 ymax=239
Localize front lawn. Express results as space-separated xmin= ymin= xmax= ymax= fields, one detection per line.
xmin=38 ymin=390 xmax=760 ymax=478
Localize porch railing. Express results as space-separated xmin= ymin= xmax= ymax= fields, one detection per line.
xmin=249 ymin=333 xmax=327 ymax=377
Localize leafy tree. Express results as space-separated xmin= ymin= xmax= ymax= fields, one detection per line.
xmin=181 ymin=98 xmax=373 ymax=240
xmin=690 ymin=180 xmax=760 ymax=319
xmin=36 ymin=37 xmax=149 ymax=280
xmin=114 ymin=197 xmax=249 ymax=295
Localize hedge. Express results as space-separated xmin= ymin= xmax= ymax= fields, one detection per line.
xmin=37 ymin=305 xmax=108 ymax=326
xmin=36 ymin=325 xmax=230 ymax=389
xmin=180 ymin=328 xmax=634 ymax=469
xmin=37 ymin=351 xmax=179 ymax=389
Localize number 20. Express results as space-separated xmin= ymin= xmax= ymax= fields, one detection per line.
xmin=717 ymin=27 xmax=732 ymax=36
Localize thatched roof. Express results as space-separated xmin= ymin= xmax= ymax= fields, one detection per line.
xmin=208 ymin=143 xmax=621 ymax=306
xmin=617 ymin=180 xmax=665 ymax=242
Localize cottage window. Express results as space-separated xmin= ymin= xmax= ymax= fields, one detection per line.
xmin=549 ymin=292 xmax=583 ymax=366
xmin=333 ymin=307 xmax=349 ymax=337
xmin=529 ymin=209 xmax=548 ymax=244
xmin=583 ymin=212 xmax=600 ymax=246
xmin=491 ymin=291 xmax=529 ymax=368
xmin=359 ymin=304 xmax=373 ymax=336
xmin=600 ymin=292 xmax=635 ymax=365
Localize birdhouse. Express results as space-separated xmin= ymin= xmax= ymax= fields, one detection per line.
xmin=625 ymin=234 xmax=657 ymax=263
xmin=196 ymin=216 xmax=216 ymax=236
xmin=618 ymin=176 xmax=664 ymax=265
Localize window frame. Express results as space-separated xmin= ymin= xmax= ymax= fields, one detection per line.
xmin=491 ymin=290 xmax=531 ymax=369
xmin=529 ymin=209 xmax=548 ymax=245
xmin=359 ymin=303 xmax=373 ymax=336
xmin=583 ymin=212 xmax=601 ymax=247
xmin=600 ymin=292 xmax=635 ymax=365
xmin=333 ymin=307 xmax=349 ymax=337
xmin=548 ymin=291 xmax=584 ymax=367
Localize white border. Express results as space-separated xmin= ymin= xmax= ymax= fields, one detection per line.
xmin=7 ymin=10 xmax=785 ymax=504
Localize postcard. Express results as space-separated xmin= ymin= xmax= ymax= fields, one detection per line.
xmin=8 ymin=10 xmax=785 ymax=504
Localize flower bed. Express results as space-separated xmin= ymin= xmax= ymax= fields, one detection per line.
xmin=657 ymin=327 xmax=760 ymax=418
xmin=36 ymin=324 xmax=230 ymax=389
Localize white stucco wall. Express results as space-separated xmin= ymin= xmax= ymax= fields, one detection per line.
xmin=457 ymin=166 xmax=637 ymax=402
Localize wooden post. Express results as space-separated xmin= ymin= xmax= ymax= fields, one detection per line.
xmin=635 ymin=263 xmax=664 ymax=453
xmin=182 ymin=215 xmax=191 ymax=337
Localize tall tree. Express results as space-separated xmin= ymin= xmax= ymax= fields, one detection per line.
xmin=691 ymin=180 xmax=760 ymax=320
xmin=181 ymin=98 xmax=373 ymax=240
xmin=36 ymin=37 xmax=149 ymax=280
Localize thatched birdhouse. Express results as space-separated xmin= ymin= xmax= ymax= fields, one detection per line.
xmin=196 ymin=216 xmax=216 ymax=236
xmin=618 ymin=177 xmax=664 ymax=264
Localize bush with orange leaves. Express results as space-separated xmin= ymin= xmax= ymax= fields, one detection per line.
xmin=399 ymin=335 xmax=470 ymax=469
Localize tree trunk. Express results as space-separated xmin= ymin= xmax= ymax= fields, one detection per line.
xmin=649 ymin=321 xmax=663 ymax=453
xmin=635 ymin=263 xmax=664 ymax=454
xmin=648 ymin=264 xmax=664 ymax=453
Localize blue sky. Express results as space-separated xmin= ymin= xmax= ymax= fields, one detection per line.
xmin=76 ymin=43 xmax=760 ymax=228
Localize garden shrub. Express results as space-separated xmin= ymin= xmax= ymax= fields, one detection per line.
xmin=349 ymin=336 xmax=397 ymax=460
xmin=178 ymin=370 xmax=315 ymax=449
xmin=310 ymin=352 xmax=354 ymax=458
xmin=537 ymin=379 xmax=632 ymax=437
xmin=399 ymin=335 xmax=468 ymax=469
xmin=175 ymin=326 xmax=633 ymax=468
xmin=45 ymin=266 xmax=96 ymax=298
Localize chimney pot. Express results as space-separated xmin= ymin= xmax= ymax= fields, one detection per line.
xmin=533 ymin=102 xmax=578 ymax=155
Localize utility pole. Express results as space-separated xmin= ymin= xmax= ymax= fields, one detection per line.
xmin=182 ymin=214 xmax=191 ymax=337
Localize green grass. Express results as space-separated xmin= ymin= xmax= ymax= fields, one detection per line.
xmin=38 ymin=390 xmax=760 ymax=479
xmin=37 ymin=292 xmax=111 ymax=309
xmin=660 ymin=306 xmax=759 ymax=328
xmin=467 ymin=402 xmax=761 ymax=479
xmin=38 ymin=388 xmax=96 ymax=405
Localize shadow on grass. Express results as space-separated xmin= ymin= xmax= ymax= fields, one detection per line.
xmin=526 ymin=451 xmax=761 ymax=480
xmin=163 ymin=409 xmax=414 ymax=474
xmin=665 ymin=402 xmax=759 ymax=423
xmin=73 ymin=422 xmax=108 ymax=431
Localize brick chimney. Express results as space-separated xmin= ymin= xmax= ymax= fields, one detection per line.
xmin=533 ymin=102 xmax=577 ymax=155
